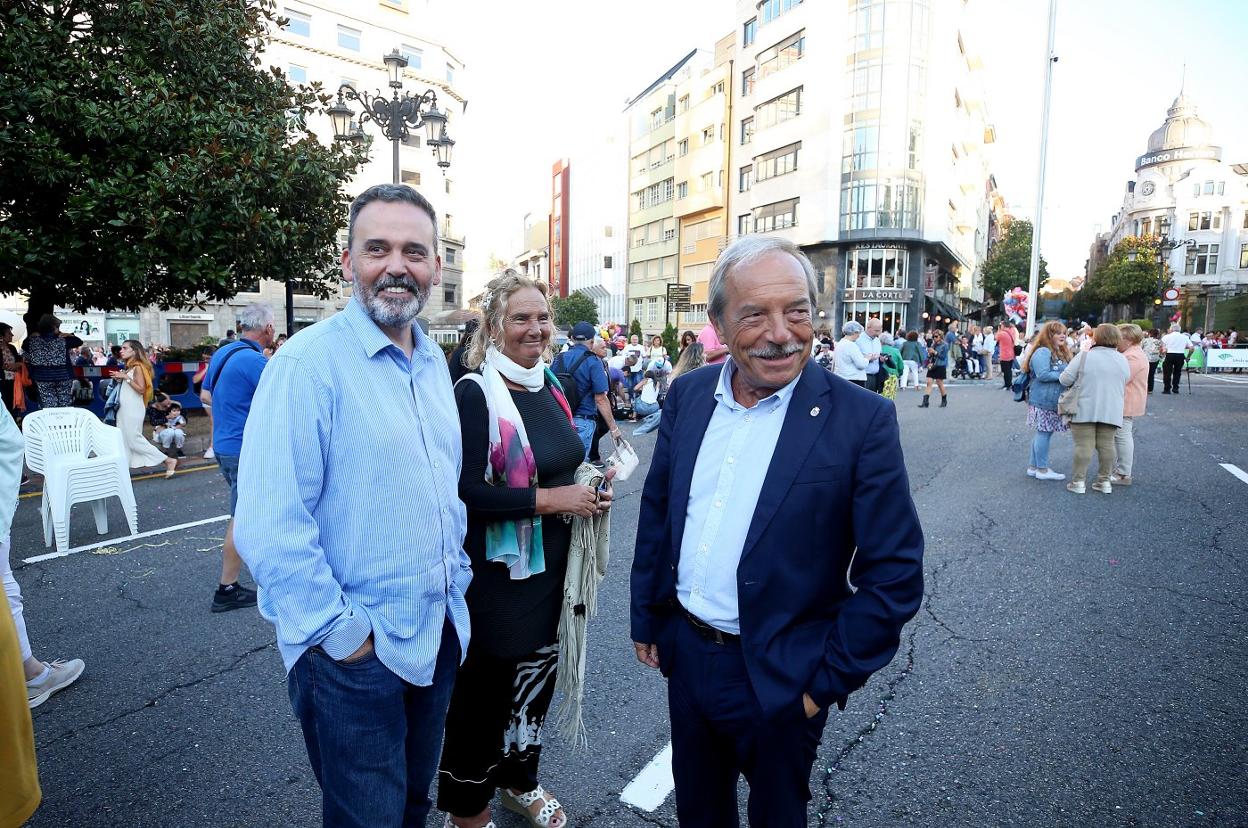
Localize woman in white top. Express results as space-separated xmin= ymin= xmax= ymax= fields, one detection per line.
xmin=974 ymin=325 xmax=994 ymax=380
xmin=1059 ymin=324 xmax=1129 ymax=494
xmin=645 ymin=335 xmax=668 ymax=367
xmin=834 ymin=321 xmax=869 ymax=385
xmin=632 ymin=369 xmax=663 ymax=419
xmin=108 ymin=340 xmax=178 ymax=478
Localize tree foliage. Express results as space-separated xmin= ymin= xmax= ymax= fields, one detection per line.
xmin=661 ymin=323 xmax=678 ymax=361
xmin=1085 ymin=235 xmax=1171 ymax=306
xmin=0 ymin=0 xmax=366 ymax=320
xmin=629 ymin=319 xmax=643 ymax=339
xmin=979 ymin=219 xmax=1049 ymax=301
xmin=550 ymin=290 xmax=598 ymax=328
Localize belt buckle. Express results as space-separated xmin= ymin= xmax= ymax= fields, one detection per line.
xmin=710 ymin=628 xmax=726 ymax=645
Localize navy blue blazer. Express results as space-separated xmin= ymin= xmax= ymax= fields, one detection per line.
xmin=630 ymin=360 xmax=924 ymax=718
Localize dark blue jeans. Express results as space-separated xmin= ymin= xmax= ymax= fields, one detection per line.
xmin=289 ymin=619 xmax=459 ymax=827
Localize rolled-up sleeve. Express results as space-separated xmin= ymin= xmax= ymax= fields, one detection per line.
xmin=233 ymin=354 xmax=371 ymax=662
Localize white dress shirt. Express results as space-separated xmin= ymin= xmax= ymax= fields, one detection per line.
xmin=677 ymin=359 xmax=799 ymax=634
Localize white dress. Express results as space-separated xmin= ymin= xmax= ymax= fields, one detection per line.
xmin=118 ymin=370 xmax=169 ymax=469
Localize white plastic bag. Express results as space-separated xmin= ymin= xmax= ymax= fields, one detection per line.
xmin=607 ymin=438 xmax=639 ymax=481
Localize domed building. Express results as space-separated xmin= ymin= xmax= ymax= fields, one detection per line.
xmin=1098 ymin=89 xmax=1248 ymax=328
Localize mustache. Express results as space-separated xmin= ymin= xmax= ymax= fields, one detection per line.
xmin=748 ymin=341 xmax=805 ymax=360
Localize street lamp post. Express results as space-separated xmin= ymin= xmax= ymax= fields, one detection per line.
xmin=1129 ymin=236 xmax=1194 ymax=332
xmin=326 ymin=49 xmax=454 ymax=184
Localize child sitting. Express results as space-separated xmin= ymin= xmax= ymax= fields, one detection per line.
xmin=154 ymin=401 xmax=186 ymax=457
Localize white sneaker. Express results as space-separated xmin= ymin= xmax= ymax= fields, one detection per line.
xmin=26 ymin=659 xmax=85 ymax=709
xmin=1066 ymin=481 xmax=1086 ymax=494
xmin=1035 ymin=469 xmax=1066 ymax=481
xmin=1091 ymin=480 xmax=1113 ymax=494
xmin=1027 ymin=467 xmax=1037 ymax=477
xmin=203 ymin=447 xmax=215 ymax=460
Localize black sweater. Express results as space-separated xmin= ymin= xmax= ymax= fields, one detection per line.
xmin=455 ymin=377 xmax=585 ymax=658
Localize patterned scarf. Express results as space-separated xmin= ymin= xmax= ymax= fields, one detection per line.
xmin=463 ymin=345 xmax=573 ymax=580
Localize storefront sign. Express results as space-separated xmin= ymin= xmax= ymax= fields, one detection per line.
xmin=843 ymin=288 xmax=914 ymax=303
xmin=1135 ymin=145 xmax=1221 ymax=171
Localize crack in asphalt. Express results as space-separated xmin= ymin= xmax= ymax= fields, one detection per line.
xmin=36 ymin=640 xmax=276 ymax=749
xmin=116 ymin=580 xmax=149 ymax=612
xmin=1128 ymin=582 xmax=1245 ymax=614
xmin=813 ymin=627 xmax=917 ymax=827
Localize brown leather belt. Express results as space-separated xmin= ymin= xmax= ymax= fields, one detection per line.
xmin=679 ymin=604 xmax=741 ymax=646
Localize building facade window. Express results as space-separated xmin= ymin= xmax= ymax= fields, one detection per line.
xmin=742 ymin=67 xmax=756 ymax=97
xmin=841 ymin=178 xmax=921 ymax=231
xmin=1186 ymin=243 xmax=1219 ymax=275
xmin=288 ymin=64 xmax=307 ymax=84
xmin=1188 ymin=211 xmax=1221 ymax=231
xmin=754 ymin=141 xmax=800 ymax=182
xmin=337 ymin=25 xmax=361 ymax=51
xmin=701 ymin=126 xmax=714 ymax=145
xmin=604 ymin=256 xmax=613 ymax=269
xmin=741 ymin=116 xmax=755 ymax=145
xmin=683 ymin=303 xmax=709 ymax=324
xmin=399 ymin=44 xmax=423 ymax=69
xmin=755 ymin=87 xmax=802 ymax=130
xmin=848 ymin=57 xmax=882 ymax=110
xmin=679 ymin=94 xmax=691 ymax=113
xmin=759 ymin=0 xmax=802 ymax=26
xmin=846 ymin=247 xmax=907 ymax=289
xmin=1240 ymin=244 xmax=1248 ymax=270
xmin=842 ymin=123 xmax=878 ymax=172
xmin=743 ymin=17 xmax=757 ymax=46
xmin=739 ymin=164 xmax=753 ymax=193
xmin=634 ymin=178 xmax=675 ymax=210
xmin=678 ymin=138 xmax=689 ymax=157
xmin=677 ymin=181 xmax=688 ymax=199
xmin=850 ymin=2 xmax=884 ymax=51
xmin=443 ymin=285 xmax=456 ymax=305
xmin=738 ymin=214 xmax=752 ymax=235
xmin=283 ymin=9 xmax=311 ymax=37
xmin=758 ymin=30 xmax=805 ymax=78
xmin=752 ymin=198 xmax=799 ymax=232
xmin=1141 ymin=217 xmax=1152 ymax=237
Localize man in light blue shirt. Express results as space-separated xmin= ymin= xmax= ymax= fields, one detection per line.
xmin=235 ymin=184 xmax=471 ymax=827
xmin=860 ymin=316 xmax=883 ymax=392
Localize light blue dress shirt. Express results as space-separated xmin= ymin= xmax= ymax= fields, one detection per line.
xmin=678 ymin=359 xmax=800 ymax=634
xmin=234 ymin=298 xmax=472 ymax=686
xmin=861 ymin=333 xmax=882 ymax=375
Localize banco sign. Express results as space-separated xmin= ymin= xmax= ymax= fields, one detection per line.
xmin=1135 ymin=145 xmax=1221 ymax=171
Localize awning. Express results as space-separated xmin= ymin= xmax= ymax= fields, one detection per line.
xmin=924 ymin=294 xmax=963 ymax=322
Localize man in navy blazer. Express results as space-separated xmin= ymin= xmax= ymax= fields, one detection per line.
xmin=631 ymin=235 xmax=924 ymax=827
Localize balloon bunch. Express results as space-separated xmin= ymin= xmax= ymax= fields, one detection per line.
xmin=1003 ymin=287 xmax=1029 ymax=325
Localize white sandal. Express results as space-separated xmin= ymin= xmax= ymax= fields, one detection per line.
xmin=501 ymin=785 xmax=566 ymax=828
xmin=443 ymin=815 xmax=495 ymax=828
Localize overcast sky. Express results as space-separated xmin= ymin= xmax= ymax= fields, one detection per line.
xmin=430 ymin=0 xmax=1248 ymax=296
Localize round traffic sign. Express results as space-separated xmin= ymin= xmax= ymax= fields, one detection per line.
xmin=1163 ymin=288 xmax=1180 ymax=301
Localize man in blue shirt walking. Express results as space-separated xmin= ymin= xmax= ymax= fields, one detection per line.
xmin=555 ymin=321 xmax=623 ymax=460
xmin=234 ymin=184 xmax=471 ymax=827
xmin=200 ymin=303 xmax=273 ymax=613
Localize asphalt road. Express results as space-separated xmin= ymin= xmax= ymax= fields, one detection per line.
xmin=11 ymin=373 xmax=1247 ymax=827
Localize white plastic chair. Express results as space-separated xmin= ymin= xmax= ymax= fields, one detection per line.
xmin=22 ymin=408 xmax=139 ymax=553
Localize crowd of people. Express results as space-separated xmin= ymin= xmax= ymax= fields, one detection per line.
xmin=3 ymin=179 xmax=1242 ymax=828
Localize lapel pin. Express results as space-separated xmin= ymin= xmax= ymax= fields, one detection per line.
xmin=810 ymin=406 xmax=820 ymax=417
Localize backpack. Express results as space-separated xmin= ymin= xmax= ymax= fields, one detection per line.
xmin=552 ymin=349 xmax=595 ymax=415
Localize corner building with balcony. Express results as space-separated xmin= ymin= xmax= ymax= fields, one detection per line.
xmin=726 ymin=0 xmax=1002 ymax=334
xmin=1101 ymin=91 xmax=1248 ymax=328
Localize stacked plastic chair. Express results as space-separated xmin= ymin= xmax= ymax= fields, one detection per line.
xmin=22 ymin=408 xmax=139 ymax=553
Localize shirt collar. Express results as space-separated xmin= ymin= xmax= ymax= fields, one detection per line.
xmin=713 ymin=356 xmax=802 ymax=413
xmin=343 ymin=297 xmax=435 ymax=362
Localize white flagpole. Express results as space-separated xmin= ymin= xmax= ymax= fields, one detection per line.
xmin=1026 ymin=0 xmax=1057 ymax=340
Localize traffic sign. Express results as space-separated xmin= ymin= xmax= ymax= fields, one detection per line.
xmin=1163 ymin=288 xmax=1180 ymax=301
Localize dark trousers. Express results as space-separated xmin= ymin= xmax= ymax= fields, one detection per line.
xmin=288 ymin=620 xmax=459 ymax=828
xmin=1163 ymin=353 xmax=1185 ymax=392
xmin=588 ymin=414 xmax=609 ymax=462
xmin=1147 ymin=360 xmax=1158 ymax=392
xmin=865 ymin=371 xmax=884 ymax=393
xmin=1000 ymin=358 xmax=1014 ymax=389
xmin=438 ymin=642 xmax=559 ymax=817
xmin=667 ymin=616 xmax=830 ymax=827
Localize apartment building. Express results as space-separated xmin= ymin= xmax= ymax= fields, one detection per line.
xmin=725 ymin=0 xmax=1003 ymax=333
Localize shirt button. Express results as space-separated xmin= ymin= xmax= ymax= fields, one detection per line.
xmin=714 ymin=500 xmax=723 ymax=509
xmin=744 ymin=415 xmax=752 ymax=422
xmin=727 ymin=456 xmax=735 ymax=464
xmin=700 ymin=545 xmax=708 ymax=552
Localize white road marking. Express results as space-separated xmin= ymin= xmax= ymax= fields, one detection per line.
xmin=620 ymin=741 xmax=675 ymax=812
xmin=1200 ymin=375 xmax=1248 ymax=385
xmin=23 ymin=514 xmax=230 ymax=564
xmin=1219 ymin=464 xmax=1248 ymax=486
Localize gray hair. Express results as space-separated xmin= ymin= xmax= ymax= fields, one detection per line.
xmin=707 ymin=235 xmax=818 ymax=323
xmin=347 ymin=183 xmax=439 ymax=252
xmin=880 ymin=332 xmax=894 ymax=346
xmin=237 ymin=303 xmax=274 ymax=332
xmin=842 ymin=321 xmax=865 ymax=335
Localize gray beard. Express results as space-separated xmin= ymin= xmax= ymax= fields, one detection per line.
xmin=355 ymin=267 xmax=429 ymax=329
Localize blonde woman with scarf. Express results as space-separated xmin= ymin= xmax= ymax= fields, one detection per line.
xmin=109 ymin=340 xmax=176 ymax=477
xmin=438 ymin=271 xmax=612 ymax=828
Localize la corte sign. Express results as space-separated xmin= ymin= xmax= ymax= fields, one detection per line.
xmin=843 ymin=288 xmax=914 ymax=303
xmin=1135 ymin=145 xmax=1221 ymax=170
